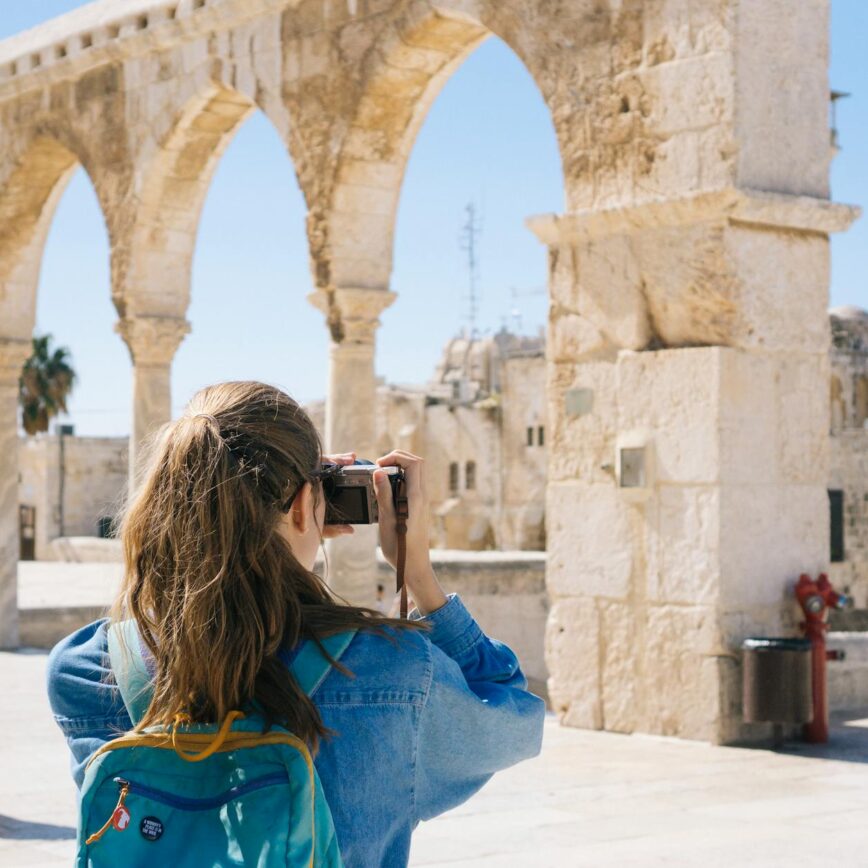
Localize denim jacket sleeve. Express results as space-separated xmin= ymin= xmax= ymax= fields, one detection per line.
xmin=408 ymin=593 xmax=545 ymax=822
xmin=46 ymin=618 xmax=133 ymax=789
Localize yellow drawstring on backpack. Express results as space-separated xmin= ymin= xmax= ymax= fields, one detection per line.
xmin=171 ymin=710 xmax=245 ymax=762
xmin=84 ymin=781 xmax=130 ymax=845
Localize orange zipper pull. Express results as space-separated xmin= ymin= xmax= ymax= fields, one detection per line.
xmin=86 ymin=780 xmax=131 ymax=845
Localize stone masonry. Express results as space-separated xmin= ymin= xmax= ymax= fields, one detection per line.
xmin=0 ymin=0 xmax=860 ymax=743
xmin=829 ymin=306 xmax=868 ymax=608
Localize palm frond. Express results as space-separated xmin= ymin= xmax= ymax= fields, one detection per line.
xmin=18 ymin=333 xmax=77 ymax=435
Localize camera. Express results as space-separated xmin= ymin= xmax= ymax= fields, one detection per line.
xmin=322 ymin=459 xmax=403 ymax=525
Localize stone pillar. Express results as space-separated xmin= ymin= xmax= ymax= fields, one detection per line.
xmin=308 ymin=287 xmax=396 ymax=606
xmin=116 ymin=316 xmax=190 ymax=485
xmin=530 ymin=189 xmax=859 ymax=743
xmin=0 ymin=339 xmax=32 ymax=648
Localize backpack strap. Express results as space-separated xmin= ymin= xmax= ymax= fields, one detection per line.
xmin=286 ymin=630 xmax=357 ymax=696
xmin=107 ymin=618 xmax=153 ymax=725
xmin=107 ymin=620 xmax=357 ymax=725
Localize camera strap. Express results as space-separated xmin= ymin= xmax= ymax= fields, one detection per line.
xmin=394 ymin=475 xmax=409 ymax=618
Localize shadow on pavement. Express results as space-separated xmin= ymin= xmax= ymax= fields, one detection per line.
xmin=777 ymin=708 xmax=868 ymax=764
xmin=0 ymin=814 xmax=76 ymax=840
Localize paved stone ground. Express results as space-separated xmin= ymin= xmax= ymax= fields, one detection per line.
xmin=3 ymin=646 xmax=868 ymax=867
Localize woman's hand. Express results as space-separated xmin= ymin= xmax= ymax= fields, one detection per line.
xmin=320 ymin=452 xmax=356 ymax=539
xmin=373 ymin=450 xmax=446 ymax=616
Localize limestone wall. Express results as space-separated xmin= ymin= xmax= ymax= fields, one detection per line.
xmin=498 ymin=353 xmax=546 ymax=549
xmin=367 ymin=332 xmax=548 ymax=552
xmin=828 ymin=632 xmax=868 ymax=711
xmin=18 ymin=435 xmax=127 ymax=560
xmin=18 ymin=549 xmax=549 ymax=701
xmin=829 ymin=308 xmax=868 ymax=607
xmin=378 ymin=550 xmax=549 ymax=696
xmin=543 ymin=340 xmax=836 ymax=744
xmin=830 ymin=431 xmax=868 ymax=608
xmin=422 ymin=402 xmax=500 ymax=549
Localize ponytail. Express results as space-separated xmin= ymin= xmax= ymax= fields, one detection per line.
xmin=113 ymin=381 xmax=425 ymax=750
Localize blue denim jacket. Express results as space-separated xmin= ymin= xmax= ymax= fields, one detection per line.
xmin=46 ymin=593 xmax=545 ymax=867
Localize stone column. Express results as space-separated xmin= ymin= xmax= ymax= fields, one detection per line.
xmin=0 ymin=339 xmax=33 ymax=648
xmin=308 ymin=287 xmax=396 ymax=606
xmin=116 ymin=316 xmax=190 ymax=486
xmin=530 ymin=189 xmax=859 ymax=744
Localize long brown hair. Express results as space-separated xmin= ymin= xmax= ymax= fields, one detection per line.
xmin=112 ymin=380 xmax=426 ymax=750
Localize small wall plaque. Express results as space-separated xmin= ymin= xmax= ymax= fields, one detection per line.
xmin=565 ymin=388 xmax=593 ymax=417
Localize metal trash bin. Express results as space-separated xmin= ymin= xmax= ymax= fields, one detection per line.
xmin=742 ymin=637 xmax=812 ymax=724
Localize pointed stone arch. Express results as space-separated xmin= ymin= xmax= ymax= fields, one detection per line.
xmin=0 ymin=134 xmax=114 ymax=339
xmin=115 ymin=84 xmax=255 ymax=321
xmin=309 ymin=1 xmax=570 ymax=302
xmin=112 ymin=80 xmax=305 ymax=469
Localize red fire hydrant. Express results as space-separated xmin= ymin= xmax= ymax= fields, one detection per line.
xmin=794 ymin=573 xmax=851 ymax=743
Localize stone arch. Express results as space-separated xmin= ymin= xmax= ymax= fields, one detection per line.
xmin=0 ymin=134 xmax=114 ymax=339
xmin=314 ymin=1 xmax=569 ymax=297
xmin=115 ymin=83 xmax=258 ymax=320
xmin=111 ymin=80 xmax=307 ymax=466
xmin=116 ymin=64 xmax=304 ymax=317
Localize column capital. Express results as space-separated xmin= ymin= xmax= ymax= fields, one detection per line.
xmin=307 ymin=287 xmax=397 ymax=344
xmin=0 ymin=338 xmax=32 ymax=383
xmin=115 ymin=316 xmax=191 ymax=366
xmin=527 ymin=188 xmax=861 ymax=246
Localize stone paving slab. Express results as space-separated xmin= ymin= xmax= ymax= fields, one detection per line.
xmin=2 ymin=649 xmax=868 ymax=866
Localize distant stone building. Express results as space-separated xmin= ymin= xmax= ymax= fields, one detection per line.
xmin=386 ymin=328 xmax=547 ymax=551
xmin=311 ymin=308 xmax=868 ymax=603
xmin=829 ymin=306 xmax=868 ymax=608
xmin=17 ymin=433 xmax=127 ymax=561
xmin=18 ymin=313 xmax=868 ymax=594
xmin=308 ymin=327 xmax=548 ymax=551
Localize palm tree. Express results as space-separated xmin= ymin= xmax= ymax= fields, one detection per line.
xmin=19 ymin=334 xmax=76 ymax=435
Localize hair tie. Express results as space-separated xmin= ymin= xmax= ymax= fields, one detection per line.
xmin=192 ymin=413 xmax=219 ymax=426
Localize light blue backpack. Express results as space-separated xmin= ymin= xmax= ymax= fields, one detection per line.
xmin=76 ymin=621 xmax=356 ymax=867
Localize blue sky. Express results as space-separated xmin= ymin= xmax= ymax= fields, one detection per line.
xmin=2 ymin=1 xmax=866 ymax=436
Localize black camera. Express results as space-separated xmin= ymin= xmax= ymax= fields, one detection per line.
xmin=322 ymin=459 xmax=403 ymax=525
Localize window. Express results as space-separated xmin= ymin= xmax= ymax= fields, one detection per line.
xmin=465 ymin=461 xmax=476 ymax=490
xmin=537 ymin=425 xmax=545 ymax=446
xmin=449 ymin=462 xmax=459 ymax=493
xmin=829 ymin=489 xmax=844 ymax=563
xmin=452 ymin=381 xmax=461 ymax=400
xmin=526 ymin=426 xmax=534 ymax=446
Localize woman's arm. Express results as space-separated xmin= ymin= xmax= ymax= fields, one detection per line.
xmin=410 ymin=593 xmax=546 ymax=822
xmin=373 ymin=449 xmax=448 ymax=616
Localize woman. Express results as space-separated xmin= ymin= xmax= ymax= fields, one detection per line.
xmin=47 ymin=380 xmax=545 ymax=866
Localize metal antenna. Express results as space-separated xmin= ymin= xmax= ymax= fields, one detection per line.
xmin=459 ymin=202 xmax=482 ymax=340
